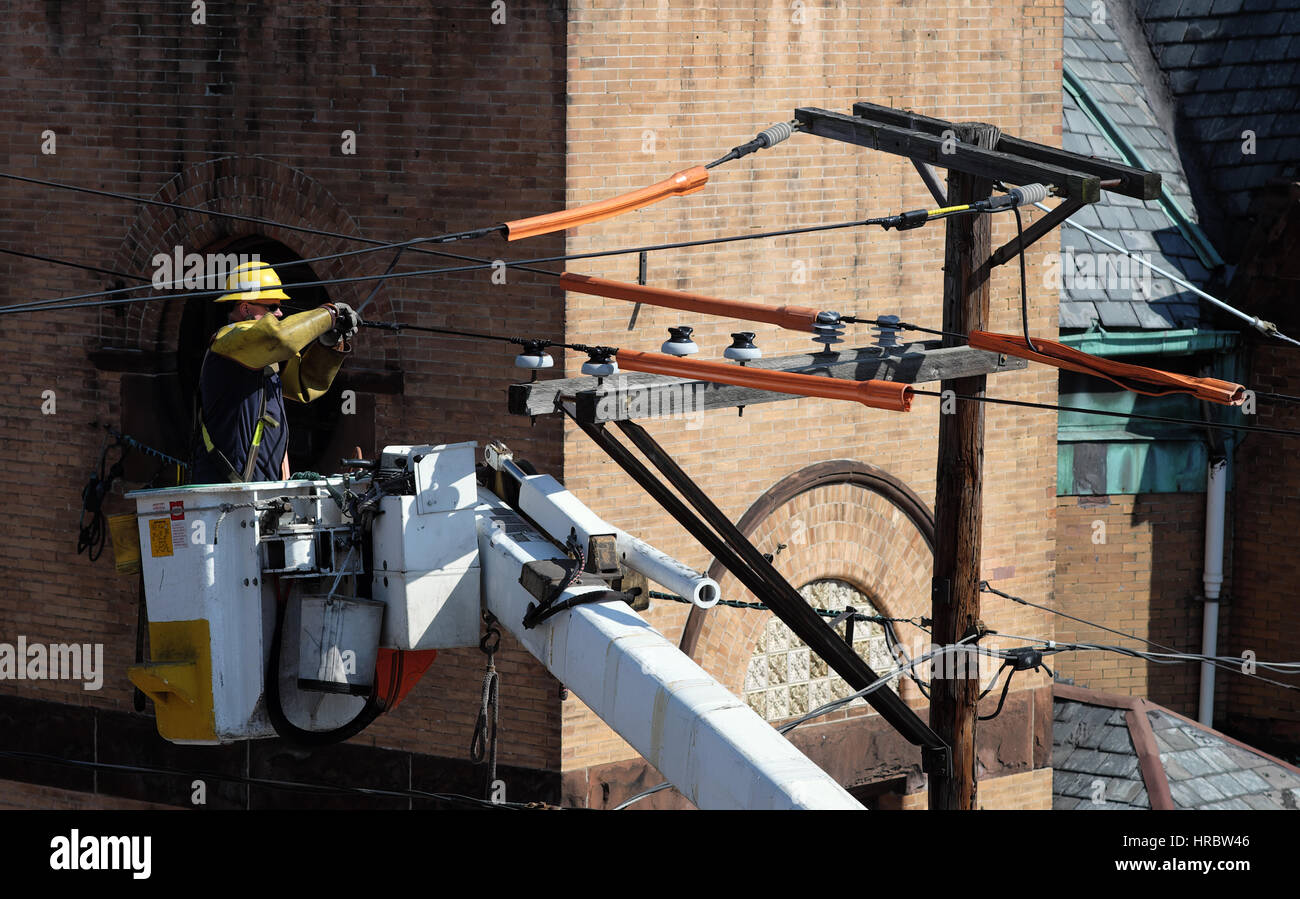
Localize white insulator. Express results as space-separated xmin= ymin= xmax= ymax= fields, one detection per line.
xmin=757 ymin=121 xmax=794 ymax=147
xmin=1010 ymin=183 xmax=1050 ymax=206
xmin=724 ymin=332 xmax=761 ymax=361
xmin=582 ymin=359 xmax=618 ymax=377
xmin=515 ymin=350 xmax=555 ymax=369
xmin=662 ymin=326 xmax=699 ymax=357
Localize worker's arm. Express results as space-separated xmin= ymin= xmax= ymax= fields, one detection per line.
xmin=281 ymin=339 xmax=350 ymax=404
xmin=209 ymin=307 xmax=337 ymax=370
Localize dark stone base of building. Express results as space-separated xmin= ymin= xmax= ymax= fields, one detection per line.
xmin=0 ymin=694 xmax=561 ymax=810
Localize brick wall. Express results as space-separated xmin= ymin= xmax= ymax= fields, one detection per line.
xmin=1229 ymin=343 xmax=1300 ymax=747
xmin=975 ymin=766 xmax=1053 ymax=809
xmin=556 ymin=0 xmax=1064 ymax=807
xmin=0 ymin=1 xmax=568 ymax=772
xmin=1 ymin=0 xmax=1065 ymax=808
xmin=1053 ymin=494 xmax=1217 ymax=717
xmin=0 ymin=778 xmax=177 ymax=811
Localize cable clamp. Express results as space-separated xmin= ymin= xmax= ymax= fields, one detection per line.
xmin=883 ymin=209 xmax=930 ymax=231
xmin=1004 ymin=646 xmax=1046 ymax=672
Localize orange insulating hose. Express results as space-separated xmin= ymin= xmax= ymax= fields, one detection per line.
xmin=560 ymin=272 xmax=821 ymax=332
xmin=505 ymin=166 xmax=710 ymax=241
xmin=967 ymin=331 xmax=1246 ymax=406
xmin=615 ymin=349 xmax=913 ymax=412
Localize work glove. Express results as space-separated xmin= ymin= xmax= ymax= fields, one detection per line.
xmin=319 ymin=302 xmax=361 ymax=346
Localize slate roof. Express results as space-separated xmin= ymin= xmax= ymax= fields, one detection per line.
xmin=1053 ymin=684 xmax=1300 ymax=809
xmin=1149 ymin=709 xmax=1300 ymax=809
xmin=1134 ymin=0 xmax=1300 ymax=261
xmin=1060 ymin=0 xmax=1211 ymax=331
xmin=1053 ymin=699 xmax=1151 ymax=808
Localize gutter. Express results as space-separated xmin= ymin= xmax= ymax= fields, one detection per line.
xmin=1057 ymin=327 xmax=1240 ymax=358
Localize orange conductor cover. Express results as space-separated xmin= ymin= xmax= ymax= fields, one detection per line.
xmin=505 ymin=166 xmax=709 ymax=241
xmin=615 ymin=349 xmax=913 ymax=412
xmin=968 ymin=331 xmax=1246 ymax=406
xmin=560 ymin=272 xmax=821 ymax=332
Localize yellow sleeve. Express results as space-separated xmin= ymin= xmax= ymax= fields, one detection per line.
xmin=209 ymin=308 xmax=336 ymax=370
xmin=281 ymin=341 xmax=349 ymax=404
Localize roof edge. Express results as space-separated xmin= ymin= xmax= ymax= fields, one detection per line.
xmin=1055 ymin=683 xmax=1300 ymax=808
xmin=1054 ymin=681 xmax=1141 ymax=710
xmin=1054 ymin=684 xmax=1171 ymax=807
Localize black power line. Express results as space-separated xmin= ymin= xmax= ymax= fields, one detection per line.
xmin=912 ymin=389 xmax=1300 ymax=440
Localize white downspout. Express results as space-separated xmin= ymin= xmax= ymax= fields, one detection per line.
xmin=1199 ymin=457 xmax=1228 ymax=726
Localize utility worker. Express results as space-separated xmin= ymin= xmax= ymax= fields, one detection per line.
xmin=191 ymin=260 xmax=360 ymax=484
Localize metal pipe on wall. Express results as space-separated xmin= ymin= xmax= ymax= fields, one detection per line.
xmin=1199 ymin=456 xmax=1228 ymax=726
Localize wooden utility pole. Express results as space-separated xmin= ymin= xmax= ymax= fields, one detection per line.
xmin=929 ymin=122 xmax=999 ymax=811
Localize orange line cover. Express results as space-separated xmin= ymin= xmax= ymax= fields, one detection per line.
xmin=505 ymin=166 xmax=709 ymax=241
xmin=615 ymin=349 xmax=912 ymax=412
xmin=967 ymin=331 xmax=1246 ymax=406
xmin=560 ymin=272 xmax=820 ymax=332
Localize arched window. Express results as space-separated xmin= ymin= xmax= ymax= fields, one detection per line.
xmin=744 ymin=578 xmax=897 ymax=722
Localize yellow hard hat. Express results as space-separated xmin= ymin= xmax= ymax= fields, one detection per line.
xmin=215 ymin=260 xmax=291 ymax=303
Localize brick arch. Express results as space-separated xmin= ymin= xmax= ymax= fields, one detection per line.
xmin=102 ymin=156 xmax=397 ymax=366
xmin=686 ymin=461 xmax=935 ymax=705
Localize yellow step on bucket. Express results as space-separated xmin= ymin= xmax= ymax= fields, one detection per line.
xmin=108 ymin=512 xmax=142 ymax=575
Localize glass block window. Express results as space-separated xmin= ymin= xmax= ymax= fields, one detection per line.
xmin=742 ymin=578 xmax=896 ymax=723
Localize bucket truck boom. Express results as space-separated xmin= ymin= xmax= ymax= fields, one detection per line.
xmin=126 ymin=442 xmax=863 ymax=810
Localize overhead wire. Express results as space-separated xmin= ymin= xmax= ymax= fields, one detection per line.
xmin=1039 ymin=197 xmax=1300 ymax=348
xmin=20 ymin=239 xmax=1289 ymax=431
xmin=979 ymin=582 xmax=1300 ymax=693
xmin=1 ymin=212 xmax=950 ymax=317
xmin=0 ymin=129 xmax=785 ymax=312
xmin=647 ymin=589 xmax=930 ymax=629
xmin=10 ymin=164 xmax=1298 ymax=441
xmin=1047 ymin=642 xmax=1300 ymax=674
xmin=11 ymin=164 xmax=1293 ymax=375
xmin=0 ymin=246 xmax=152 ymax=282
xmin=911 ymin=388 xmax=1300 ymax=439
xmin=1 ymin=124 xmax=812 ymax=305
xmin=1011 ymin=205 xmax=1038 ymax=354
xmin=16 ymin=253 xmax=1287 ymax=439
xmin=2 ymin=153 xmax=994 ymax=319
